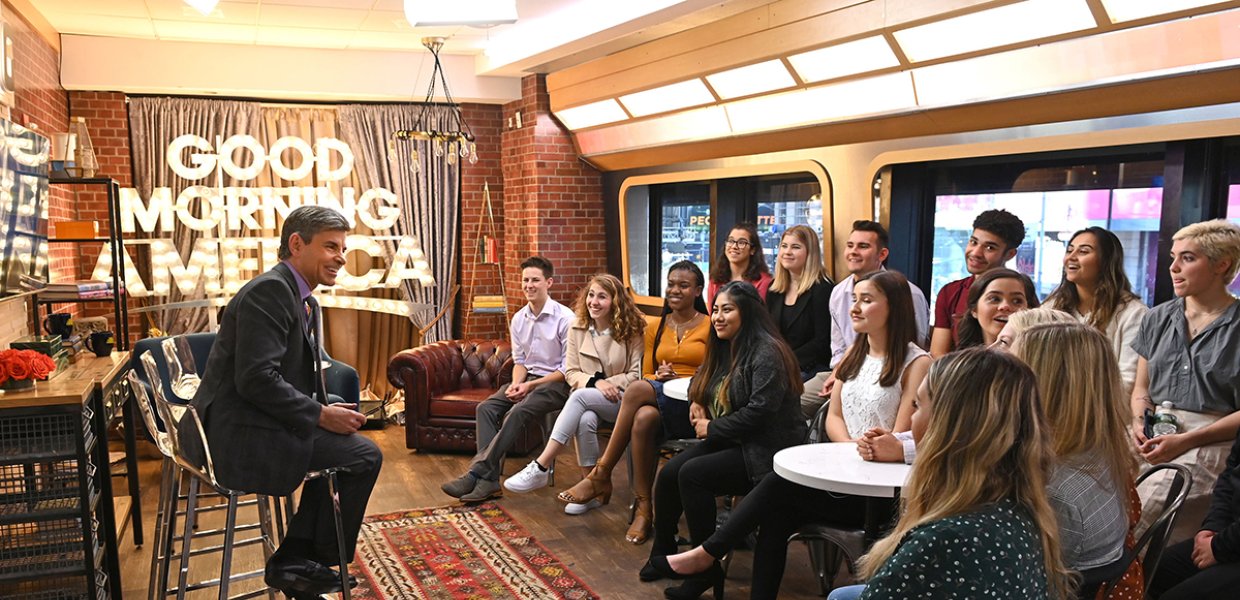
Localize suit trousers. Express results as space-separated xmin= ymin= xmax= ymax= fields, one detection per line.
xmin=284 ymin=428 xmax=383 ymax=566
xmin=1150 ymin=539 xmax=1240 ymax=600
xmin=470 ymin=380 xmax=571 ymax=481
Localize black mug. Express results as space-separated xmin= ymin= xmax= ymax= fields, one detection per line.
xmin=86 ymin=331 xmax=114 ymax=357
xmin=43 ymin=313 xmax=73 ymax=338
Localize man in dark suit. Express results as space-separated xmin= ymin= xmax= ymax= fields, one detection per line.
xmin=189 ymin=205 xmax=381 ymax=599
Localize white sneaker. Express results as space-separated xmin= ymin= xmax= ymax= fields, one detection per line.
xmin=564 ymin=498 xmax=603 ymax=515
xmin=503 ymin=461 xmax=550 ymax=493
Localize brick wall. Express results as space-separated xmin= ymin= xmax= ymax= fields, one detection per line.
xmin=500 ymin=75 xmax=606 ymax=316
xmin=3 ymin=2 xmax=67 ymax=339
xmin=65 ymin=91 xmax=140 ymax=342
xmin=457 ymin=103 xmax=507 ymax=340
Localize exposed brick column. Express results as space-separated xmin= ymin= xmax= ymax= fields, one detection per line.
xmin=457 ymin=103 xmax=508 ymax=341
xmin=67 ymin=91 xmax=140 ymax=342
xmin=500 ymin=75 xmax=606 ymax=313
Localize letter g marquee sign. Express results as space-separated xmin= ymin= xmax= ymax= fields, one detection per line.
xmin=93 ymin=133 xmax=434 ymax=317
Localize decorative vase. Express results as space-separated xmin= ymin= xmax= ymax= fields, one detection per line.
xmin=1 ymin=378 xmax=35 ymax=392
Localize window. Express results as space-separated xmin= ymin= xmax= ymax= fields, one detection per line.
xmin=924 ymin=157 xmax=1164 ymax=314
xmin=621 ymin=165 xmax=828 ymax=302
xmin=1227 ymin=181 xmax=1240 ymax=296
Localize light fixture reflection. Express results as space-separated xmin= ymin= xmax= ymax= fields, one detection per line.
xmin=184 ymin=0 xmax=220 ymax=16
xmin=1100 ymin=0 xmax=1232 ymax=22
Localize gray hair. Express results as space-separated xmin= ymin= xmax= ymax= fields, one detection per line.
xmin=278 ymin=206 xmax=350 ymax=260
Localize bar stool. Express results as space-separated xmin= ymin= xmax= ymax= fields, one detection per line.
xmin=140 ymin=352 xmax=281 ymax=600
xmin=147 ymin=353 xmax=354 ymax=600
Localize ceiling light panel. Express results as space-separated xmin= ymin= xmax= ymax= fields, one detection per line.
xmin=619 ymin=79 xmax=716 ymax=118
xmin=788 ymin=36 xmax=902 ymax=83
xmin=555 ymin=99 xmax=630 ymax=130
xmin=893 ymin=0 xmax=1097 ymax=63
xmin=705 ymin=60 xmax=796 ymax=100
xmin=404 ymin=0 xmax=518 ymax=27
xmin=724 ymin=72 xmax=917 ymax=134
xmin=1100 ymin=0 xmax=1234 ymax=22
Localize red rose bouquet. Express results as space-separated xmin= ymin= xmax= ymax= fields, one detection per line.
xmin=0 ymin=349 xmax=57 ymax=389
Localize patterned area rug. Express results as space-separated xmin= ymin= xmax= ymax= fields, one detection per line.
xmin=350 ymin=503 xmax=599 ymax=600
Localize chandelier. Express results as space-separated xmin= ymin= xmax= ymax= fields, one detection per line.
xmin=391 ymin=37 xmax=478 ymax=171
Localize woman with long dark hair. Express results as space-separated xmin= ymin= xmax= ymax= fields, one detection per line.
xmin=955 ymin=268 xmax=1039 ymax=349
xmin=1045 ymin=226 xmax=1148 ymax=394
xmin=639 ymin=281 xmax=806 ymax=595
xmin=707 ymin=222 xmax=772 ymax=307
xmin=656 ymin=271 xmax=929 ymax=599
xmin=556 ymin=261 xmax=710 ymax=544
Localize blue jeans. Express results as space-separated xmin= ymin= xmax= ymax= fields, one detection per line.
xmin=826 ymin=584 xmax=865 ymax=600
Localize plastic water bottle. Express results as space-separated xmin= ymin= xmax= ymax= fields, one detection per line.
xmin=1151 ymin=401 xmax=1179 ymax=437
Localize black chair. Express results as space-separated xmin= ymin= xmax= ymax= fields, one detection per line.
xmin=786 ymin=400 xmax=870 ymax=596
xmin=1091 ymin=463 xmax=1192 ymax=598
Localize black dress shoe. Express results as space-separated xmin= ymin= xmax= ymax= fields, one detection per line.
xmin=265 ymin=556 xmax=345 ymax=595
xmin=640 ymin=555 xmax=687 ymax=583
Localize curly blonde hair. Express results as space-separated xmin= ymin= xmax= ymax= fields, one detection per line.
xmin=573 ymin=273 xmax=646 ymax=343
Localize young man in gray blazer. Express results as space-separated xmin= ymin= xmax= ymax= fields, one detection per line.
xmin=187 ymin=205 xmax=381 ymax=599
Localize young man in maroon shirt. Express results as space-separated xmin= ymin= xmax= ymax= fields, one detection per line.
xmin=928 ymin=209 xmax=1026 ymax=358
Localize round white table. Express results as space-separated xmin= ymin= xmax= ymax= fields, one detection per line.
xmin=774 ymin=442 xmax=911 ymax=542
xmin=774 ymin=442 xmax=910 ymax=498
xmin=663 ymin=377 xmax=691 ymax=401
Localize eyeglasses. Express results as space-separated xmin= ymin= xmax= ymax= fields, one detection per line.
xmin=724 ymin=238 xmax=752 ymax=248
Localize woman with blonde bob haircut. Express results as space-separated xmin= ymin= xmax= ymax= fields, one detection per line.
xmin=855 ymin=348 xmax=1073 ymax=600
xmin=1131 ymin=219 xmax=1240 ymax=543
xmin=766 ymin=224 xmax=833 ymax=380
xmin=1013 ymin=322 xmax=1143 ymax=597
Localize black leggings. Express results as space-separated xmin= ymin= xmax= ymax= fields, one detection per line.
xmin=701 ymin=473 xmax=868 ymax=600
xmin=651 ymin=439 xmax=755 ymax=556
xmin=1150 ymin=539 xmax=1240 ymax=600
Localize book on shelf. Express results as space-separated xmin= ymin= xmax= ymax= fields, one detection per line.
xmin=45 ymin=280 xmax=113 ymax=293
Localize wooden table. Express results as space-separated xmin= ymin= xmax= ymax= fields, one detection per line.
xmin=774 ymin=442 xmax=910 ymax=541
xmin=0 ymin=352 xmax=132 ymax=599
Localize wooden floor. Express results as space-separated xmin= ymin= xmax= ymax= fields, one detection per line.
xmin=115 ymin=426 xmax=839 ymax=599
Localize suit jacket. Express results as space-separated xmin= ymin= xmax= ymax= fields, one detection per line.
xmin=563 ymin=323 xmax=643 ymax=392
xmin=187 ymin=262 xmax=323 ymax=495
xmin=702 ymin=338 xmax=808 ymax=484
xmin=766 ymin=278 xmax=833 ymax=374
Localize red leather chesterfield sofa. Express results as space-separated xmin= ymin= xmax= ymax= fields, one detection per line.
xmin=387 ymin=339 xmax=542 ymax=453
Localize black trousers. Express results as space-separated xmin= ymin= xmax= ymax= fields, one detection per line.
xmin=651 ymin=439 xmax=755 ymax=556
xmin=700 ymin=473 xmax=867 ymax=600
xmin=1150 ymin=539 xmax=1240 ymax=600
xmin=283 ymin=428 xmax=383 ymax=566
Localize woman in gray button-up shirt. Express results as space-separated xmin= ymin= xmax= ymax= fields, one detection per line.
xmin=1131 ymin=219 xmax=1240 ymax=542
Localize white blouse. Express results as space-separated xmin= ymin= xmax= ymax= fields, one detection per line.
xmin=839 ymin=342 xmax=928 ymax=439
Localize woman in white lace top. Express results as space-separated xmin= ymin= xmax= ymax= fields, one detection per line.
xmin=826 ymin=270 xmax=930 ymax=442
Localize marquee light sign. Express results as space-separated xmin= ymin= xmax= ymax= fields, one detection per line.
xmin=92 ymin=134 xmax=433 ymax=317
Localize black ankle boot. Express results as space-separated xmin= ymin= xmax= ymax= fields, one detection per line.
xmin=663 ymin=562 xmax=724 ymax=600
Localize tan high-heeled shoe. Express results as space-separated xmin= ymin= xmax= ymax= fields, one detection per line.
xmin=626 ymin=495 xmax=652 ymax=544
xmin=557 ymin=462 xmax=613 ymax=505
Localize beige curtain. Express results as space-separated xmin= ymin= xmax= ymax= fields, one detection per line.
xmin=256 ymin=106 xmax=414 ymax=396
xmin=127 ymin=97 xmax=263 ymax=335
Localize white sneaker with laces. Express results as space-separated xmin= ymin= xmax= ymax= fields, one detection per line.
xmin=503 ymin=460 xmax=549 ymax=493
xmin=564 ymin=498 xmax=603 ymax=515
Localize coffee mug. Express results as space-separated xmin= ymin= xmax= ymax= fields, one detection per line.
xmin=43 ymin=313 xmax=74 ymax=338
xmin=86 ymin=331 xmax=114 ymax=357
